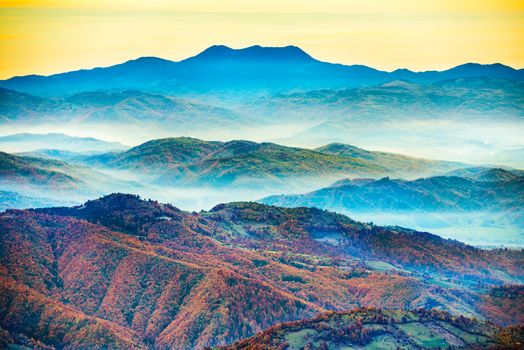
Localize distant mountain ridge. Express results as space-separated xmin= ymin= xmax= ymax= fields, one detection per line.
xmin=261 ymin=168 xmax=524 ymax=214
xmin=1 ymin=45 xmax=523 ymax=96
xmin=0 ymin=132 xmax=127 ymax=153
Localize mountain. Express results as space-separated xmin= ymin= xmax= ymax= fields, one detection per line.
xmin=316 ymin=143 xmax=462 ymax=177
xmin=259 ymin=169 xmax=524 ymax=245
xmin=0 ymin=132 xmax=127 ymax=153
xmin=256 ymin=77 xmax=524 ymax=125
xmin=1 ymin=45 xmax=523 ymax=97
xmin=218 ymin=308 xmax=523 ymax=350
xmin=0 ymin=151 xmax=82 ymax=189
xmin=85 ymin=137 xmax=464 ymax=188
xmin=2 ymin=76 xmax=522 ymax=128
xmin=0 ymin=88 xmax=247 ymax=128
xmin=260 ymin=169 xmax=524 ymax=213
xmin=0 ymin=194 xmax=522 ymax=349
xmin=446 ymin=167 xmax=524 ymax=182
xmin=0 ymin=151 xmax=141 ymax=204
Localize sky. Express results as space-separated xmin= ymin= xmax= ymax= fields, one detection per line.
xmin=0 ymin=0 xmax=523 ymax=79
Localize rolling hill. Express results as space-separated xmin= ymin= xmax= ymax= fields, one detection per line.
xmin=0 ymin=132 xmax=127 ymax=153
xmin=250 ymin=77 xmax=524 ymax=124
xmin=0 ymin=151 xmax=82 ymax=189
xmin=0 ymin=88 xmax=248 ymax=128
xmin=259 ymin=168 xmax=524 ymax=246
xmin=0 ymin=151 xmax=140 ymax=206
xmin=1 ymin=76 xmax=523 ymax=128
xmin=1 ymin=193 xmax=522 ymax=349
xmin=86 ymin=137 xmax=464 ymax=187
xmin=260 ymin=168 xmax=524 ymax=213
xmin=315 ymin=143 xmax=462 ymax=177
xmin=218 ymin=308 xmax=524 ymax=350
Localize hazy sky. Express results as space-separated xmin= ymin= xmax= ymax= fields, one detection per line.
xmin=1 ymin=0 xmax=523 ymax=79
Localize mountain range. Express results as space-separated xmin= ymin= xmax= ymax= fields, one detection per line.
xmin=15 ymin=137 xmax=464 ymax=190
xmin=2 ymin=136 xmax=522 ymax=246
xmin=261 ymin=168 xmax=524 ymax=214
xmin=3 ymin=77 xmax=522 ymax=130
xmin=0 ymin=132 xmax=127 ymax=153
xmin=80 ymin=137 xmax=465 ymax=184
xmin=1 ymin=45 xmax=523 ymax=97
xmin=0 ymin=194 xmax=522 ymax=349
xmin=1 ymin=44 xmax=523 ymax=350
xmin=0 ymin=45 xmax=522 ymax=168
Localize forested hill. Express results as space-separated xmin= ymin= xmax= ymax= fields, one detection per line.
xmin=217 ymin=308 xmax=524 ymax=350
xmin=0 ymin=194 xmax=522 ymax=349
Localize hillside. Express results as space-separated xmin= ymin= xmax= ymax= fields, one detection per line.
xmin=0 ymin=151 xmax=82 ymax=189
xmin=259 ymin=169 xmax=524 ymax=245
xmin=1 ymin=194 xmax=522 ymax=349
xmin=0 ymin=151 xmax=140 ymax=205
xmin=218 ymin=308 xmax=524 ymax=350
xmin=0 ymin=132 xmax=127 ymax=153
xmin=1 ymin=46 xmax=523 ymax=97
xmin=255 ymin=77 xmax=524 ymax=124
xmin=316 ymin=143 xmax=462 ymax=177
xmin=260 ymin=169 xmax=524 ymax=213
xmin=89 ymin=137 xmax=464 ymax=187
xmin=0 ymin=88 xmax=247 ymax=128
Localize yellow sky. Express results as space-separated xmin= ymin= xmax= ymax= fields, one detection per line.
xmin=0 ymin=0 xmax=523 ymax=79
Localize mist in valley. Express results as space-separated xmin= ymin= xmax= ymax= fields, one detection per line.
xmin=1 ymin=72 xmax=523 ymax=249
xmin=2 ymin=117 xmax=523 ymax=168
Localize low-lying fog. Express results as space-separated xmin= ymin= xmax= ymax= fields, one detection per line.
xmin=4 ymin=178 xmax=523 ymax=248
xmin=1 ymin=118 xmax=523 ymax=167
xmin=337 ymin=210 xmax=524 ymax=248
xmin=1 ymin=118 xmax=523 ymax=248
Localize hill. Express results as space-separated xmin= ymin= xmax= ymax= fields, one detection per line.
xmin=0 ymin=151 xmax=140 ymax=205
xmin=260 ymin=169 xmax=524 ymax=213
xmin=1 ymin=46 xmax=523 ymax=97
xmin=89 ymin=137 xmax=464 ymax=187
xmin=0 ymin=132 xmax=127 ymax=153
xmin=0 ymin=194 xmax=522 ymax=349
xmin=446 ymin=167 xmax=524 ymax=182
xmin=0 ymin=151 xmax=82 ymax=189
xmin=252 ymin=77 xmax=524 ymax=125
xmin=316 ymin=143 xmax=461 ymax=177
xmin=217 ymin=308 xmax=524 ymax=350
xmin=259 ymin=168 xmax=524 ymax=245
xmin=0 ymin=88 xmax=247 ymax=129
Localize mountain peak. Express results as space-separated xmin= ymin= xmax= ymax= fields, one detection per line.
xmin=186 ymin=44 xmax=315 ymax=63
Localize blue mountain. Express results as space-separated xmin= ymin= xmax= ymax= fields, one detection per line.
xmin=1 ymin=45 xmax=522 ymax=96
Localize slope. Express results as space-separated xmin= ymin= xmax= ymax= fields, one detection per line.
xmin=218 ymin=308 xmax=523 ymax=350
xmin=1 ymin=194 xmax=522 ymax=349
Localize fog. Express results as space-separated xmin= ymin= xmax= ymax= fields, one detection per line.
xmin=278 ymin=119 xmax=524 ymax=167
xmin=334 ymin=210 xmax=524 ymax=248
xmin=1 ymin=117 xmax=523 ymax=168
xmin=1 ymin=116 xmax=523 ymax=248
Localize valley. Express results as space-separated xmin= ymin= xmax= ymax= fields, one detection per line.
xmin=0 ymin=43 xmax=523 ymax=349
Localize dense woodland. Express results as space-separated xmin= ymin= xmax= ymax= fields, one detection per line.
xmin=0 ymin=194 xmax=522 ymax=349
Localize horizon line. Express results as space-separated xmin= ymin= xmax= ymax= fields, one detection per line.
xmin=2 ymin=44 xmax=523 ymax=80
